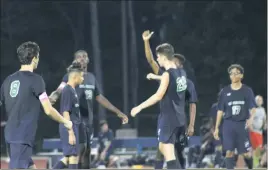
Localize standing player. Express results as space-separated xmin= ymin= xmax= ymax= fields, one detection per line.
xmin=0 ymin=41 xmax=72 ymax=169
xmin=53 ymin=62 xmax=84 ymax=169
xmin=142 ymin=30 xmax=197 ymax=169
xmin=131 ymin=43 xmax=187 ymax=169
xmin=249 ymin=95 xmax=266 ymax=167
xmin=214 ymin=64 xmax=256 ymax=169
xmin=146 ymin=54 xmax=197 ymax=169
xmin=49 ymin=50 xmax=128 ymax=169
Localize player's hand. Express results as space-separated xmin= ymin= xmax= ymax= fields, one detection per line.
xmin=117 ymin=113 xmax=128 ymax=124
xmin=68 ymin=132 xmax=76 ymax=145
xmin=187 ymin=125 xmax=194 ymax=136
xmin=142 ymin=30 xmax=154 ymax=41
xmin=64 ymin=120 xmax=73 ymax=131
xmin=246 ymin=117 xmax=253 ymax=130
xmin=146 ymin=73 xmax=156 ymax=80
xmin=49 ymin=97 xmax=56 ymax=105
xmin=213 ymin=128 xmax=219 ymax=140
xmin=100 ymin=151 xmax=106 ymax=160
xmin=131 ymin=106 xmax=142 ymax=117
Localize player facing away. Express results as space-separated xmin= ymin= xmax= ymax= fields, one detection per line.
xmin=53 ymin=62 xmax=84 ymax=169
xmin=49 ymin=50 xmax=128 ymax=169
xmin=0 ymin=41 xmax=72 ymax=169
xmin=214 ymin=64 xmax=256 ymax=169
xmin=249 ymin=95 xmax=266 ymax=167
xmin=131 ymin=43 xmax=187 ymax=169
xmin=146 ymin=54 xmax=197 ymax=169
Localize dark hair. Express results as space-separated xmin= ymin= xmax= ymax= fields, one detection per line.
xmin=67 ymin=61 xmax=83 ymax=73
xmin=174 ymin=53 xmax=186 ymax=65
xmin=156 ymin=43 xmax=174 ymax=60
xmin=17 ymin=41 xmax=40 ymax=65
xmin=227 ymin=64 xmax=244 ymax=74
xmin=99 ymin=120 xmax=107 ymax=127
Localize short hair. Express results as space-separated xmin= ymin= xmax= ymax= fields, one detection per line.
xmin=174 ymin=54 xmax=186 ymax=65
xmin=74 ymin=50 xmax=89 ymax=62
xmin=156 ymin=43 xmax=174 ymax=60
xmin=227 ymin=64 xmax=244 ymax=74
xmin=99 ymin=120 xmax=107 ymax=127
xmin=17 ymin=41 xmax=40 ymax=65
xmin=67 ymin=61 xmax=83 ymax=73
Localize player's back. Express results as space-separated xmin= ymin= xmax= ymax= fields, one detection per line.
xmin=1 ymin=71 xmax=45 ymax=146
xmin=159 ymin=68 xmax=187 ymax=128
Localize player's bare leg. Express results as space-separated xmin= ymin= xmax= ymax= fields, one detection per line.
xmin=53 ymin=157 xmax=68 ymax=169
xmin=69 ymin=156 xmax=78 ymax=169
xmin=28 ymin=164 xmax=37 ymax=169
xmin=159 ymin=142 xmax=181 ymax=169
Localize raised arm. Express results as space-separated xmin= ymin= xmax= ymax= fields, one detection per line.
xmin=142 ymin=30 xmax=159 ymax=74
xmin=49 ymin=74 xmax=68 ymax=105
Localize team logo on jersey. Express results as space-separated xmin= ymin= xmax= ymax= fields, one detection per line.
xmin=10 ymin=80 xmax=20 ymax=98
xmin=85 ymin=90 xmax=93 ymax=100
xmin=176 ymin=76 xmax=187 ymax=92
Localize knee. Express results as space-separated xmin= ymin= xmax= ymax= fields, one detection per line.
xmin=69 ymin=156 xmax=78 ymax=164
xmin=225 ymin=151 xmax=234 ymax=158
xmin=243 ymin=152 xmax=252 ymax=158
xmin=61 ymin=157 xmax=69 ymax=164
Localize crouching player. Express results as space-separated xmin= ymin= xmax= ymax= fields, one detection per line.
xmin=53 ymin=62 xmax=84 ymax=169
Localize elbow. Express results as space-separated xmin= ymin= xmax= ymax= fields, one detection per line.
xmin=154 ymin=95 xmax=162 ymax=102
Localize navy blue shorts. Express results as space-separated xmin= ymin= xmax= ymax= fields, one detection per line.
xmin=7 ymin=143 xmax=34 ymax=169
xmin=79 ymin=123 xmax=93 ymax=147
xmin=157 ymin=126 xmax=183 ymax=144
xmin=59 ymin=123 xmax=80 ymax=156
xmin=222 ymin=120 xmax=251 ymax=154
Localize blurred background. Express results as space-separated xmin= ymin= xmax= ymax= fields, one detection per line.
xmin=0 ymin=0 xmax=267 ymax=168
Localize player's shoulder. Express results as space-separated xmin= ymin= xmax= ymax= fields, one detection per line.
xmin=241 ymin=84 xmax=253 ymax=92
xmin=221 ymin=85 xmax=231 ymax=94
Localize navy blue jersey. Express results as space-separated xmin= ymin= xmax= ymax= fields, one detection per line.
xmin=218 ymin=85 xmax=256 ymax=121
xmin=62 ymin=72 xmax=101 ymax=125
xmin=158 ymin=69 xmax=197 ymax=103
xmin=209 ymin=102 xmax=218 ymax=124
xmin=185 ymin=79 xmax=198 ymax=103
xmin=158 ymin=68 xmax=187 ymax=128
xmin=1 ymin=71 xmax=45 ymax=146
xmin=98 ymin=129 xmax=114 ymax=152
xmin=60 ymin=85 xmax=81 ymax=124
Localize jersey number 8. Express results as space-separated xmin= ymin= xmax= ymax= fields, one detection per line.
xmin=10 ymin=80 xmax=20 ymax=98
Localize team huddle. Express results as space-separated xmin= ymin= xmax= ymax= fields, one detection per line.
xmin=0 ymin=30 xmax=266 ymax=169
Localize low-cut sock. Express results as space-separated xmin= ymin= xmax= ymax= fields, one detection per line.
xmin=225 ymin=157 xmax=235 ymax=169
xmin=69 ymin=164 xmax=78 ymax=169
xmin=154 ymin=160 xmax=164 ymax=169
xmin=166 ymin=160 xmax=181 ymax=169
xmin=53 ymin=161 xmax=66 ymax=169
xmin=244 ymin=156 xmax=253 ymax=169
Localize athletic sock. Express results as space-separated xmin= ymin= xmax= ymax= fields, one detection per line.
xmin=154 ymin=160 xmax=164 ymax=169
xmin=69 ymin=164 xmax=78 ymax=169
xmin=166 ymin=160 xmax=180 ymax=169
xmin=244 ymin=157 xmax=253 ymax=169
xmin=225 ymin=157 xmax=235 ymax=169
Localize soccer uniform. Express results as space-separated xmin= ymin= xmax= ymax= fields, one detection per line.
xmin=98 ymin=130 xmax=114 ymax=161
xmin=249 ymin=107 xmax=265 ymax=149
xmin=157 ymin=68 xmax=187 ymax=144
xmin=59 ymin=84 xmax=81 ymax=156
xmin=61 ymin=72 xmax=101 ymax=146
xmin=0 ymin=71 xmax=46 ymax=169
xmin=218 ymin=85 xmax=256 ymax=154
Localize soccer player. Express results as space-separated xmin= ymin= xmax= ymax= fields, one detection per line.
xmin=0 ymin=41 xmax=72 ymax=169
xmin=142 ymin=30 xmax=197 ymax=169
xmin=213 ymin=64 xmax=256 ymax=169
xmin=131 ymin=43 xmax=187 ymax=169
xmin=49 ymin=50 xmax=128 ymax=169
xmin=53 ymin=61 xmax=84 ymax=169
xmin=146 ymin=54 xmax=197 ymax=169
xmin=249 ymin=95 xmax=266 ymax=167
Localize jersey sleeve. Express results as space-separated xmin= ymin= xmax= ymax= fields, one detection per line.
xmin=94 ymin=79 xmax=102 ymax=97
xmin=246 ymin=87 xmax=256 ymax=110
xmin=157 ymin=68 xmax=164 ymax=75
xmin=0 ymin=83 xmax=4 ymax=106
xmin=60 ymin=89 xmax=73 ymax=113
xmin=33 ymin=75 xmax=46 ymax=97
xmin=217 ymin=89 xmax=225 ymax=111
xmin=186 ymin=79 xmax=198 ymax=103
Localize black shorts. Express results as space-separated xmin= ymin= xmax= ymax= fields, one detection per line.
xmin=157 ymin=126 xmax=185 ymax=144
xmin=79 ymin=123 xmax=93 ymax=147
xmin=7 ymin=143 xmax=34 ymax=169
